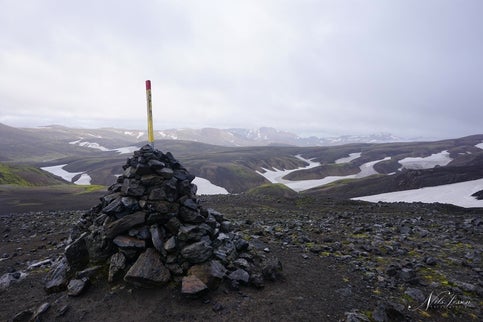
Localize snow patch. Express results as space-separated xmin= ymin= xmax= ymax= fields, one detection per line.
xmin=353 ymin=178 xmax=483 ymax=208
xmin=399 ymin=150 xmax=452 ymax=170
xmin=257 ymin=155 xmax=389 ymax=192
xmin=112 ymin=146 xmax=139 ymax=154
xmin=41 ymin=164 xmax=91 ymax=185
xmin=125 ymin=131 xmax=145 ymax=139
xmin=74 ymin=173 xmax=92 ymax=185
xmin=41 ymin=164 xmax=83 ymax=182
xmin=476 ymin=142 xmax=483 ymax=150
xmin=69 ymin=139 xmax=139 ymax=154
xmin=193 ymin=177 xmax=229 ymax=195
xmin=158 ymin=131 xmax=178 ymax=140
xmin=335 ymin=152 xmax=361 ymax=164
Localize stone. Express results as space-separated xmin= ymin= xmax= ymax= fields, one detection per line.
xmin=44 ymin=257 xmax=70 ymax=294
xmin=102 ymin=196 xmax=124 ymax=215
xmin=105 ymin=211 xmax=146 ymax=238
xmin=228 ymin=269 xmax=250 ymax=284
xmin=398 ymin=268 xmax=417 ymax=284
xmin=220 ymin=221 xmax=232 ymax=233
xmin=85 ymin=227 xmax=114 ymax=262
xmin=124 ymin=248 xmax=171 ymax=287
xmin=165 ymin=217 xmax=181 ymax=234
xmin=235 ymin=238 xmax=249 ymax=252
xmin=76 ymin=266 xmax=101 ymax=279
xmin=150 ymin=225 xmax=165 ymax=253
xmin=32 ymin=302 xmax=50 ymax=322
xmin=122 ymin=178 xmax=145 ymax=197
xmin=213 ymin=240 xmax=238 ymax=264
xmin=262 ymin=259 xmax=283 ymax=281
xmin=212 ymin=302 xmax=224 ymax=312
xmin=164 ymin=236 xmax=177 ymax=253
xmin=182 ymin=198 xmax=198 ymax=210
xmin=146 ymin=211 xmax=171 ymax=225
xmin=113 ymin=235 xmax=146 ymax=249
xmin=129 ymin=225 xmax=151 ymax=240
xmin=65 ymin=233 xmax=89 ymax=271
xmin=67 ymin=278 xmax=88 ymax=296
xmin=121 ymin=197 xmax=139 ymax=212
xmin=148 ymin=188 xmax=167 ymax=201
xmin=178 ymin=224 xmax=208 ymax=242
xmin=371 ymin=302 xmax=406 ymax=322
xmin=385 ymin=263 xmax=400 ymax=277
xmin=250 ymin=273 xmax=265 ymax=288
xmin=157 ymin=167 xmax=174 ymax=179
xmin=148 ymin=159 xmax=165 ymax=169
xmin=12 ymin=309 xmax=33 ymax=322
xmin=181 ymin=275 xmax=208 ymax=296
xmin=0 ymin=272 xmax=26 ymax=290
xmin=404 ymin=287 xmax=425 ymax=303
xmin=424 ymin=256 xmax=437 ymax=266
xmin=178 ymin=206 xmax=205 ymax=223
xmin=188 ymin=260 xmax=226 ymax=289
xmin=181 ymin=240 xmax=213 ymax=264
xmin=108 ymin=252 xmax=126 ymax=282
xmin=344 ymin=311 xmax=371 ymax=322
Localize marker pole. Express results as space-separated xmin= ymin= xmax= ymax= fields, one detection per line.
xmin=145 ymin=80 xmax=154 ymax=147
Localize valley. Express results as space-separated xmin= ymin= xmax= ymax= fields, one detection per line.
xmin=1 ymin=123 xmax=482 ymax=209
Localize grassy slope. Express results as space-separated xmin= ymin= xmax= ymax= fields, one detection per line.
xmin=0 ymin=163 xmax=67 ymax=186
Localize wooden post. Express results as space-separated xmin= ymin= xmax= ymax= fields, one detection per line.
xmin=145 ymin=80 xmax=154 ymax=147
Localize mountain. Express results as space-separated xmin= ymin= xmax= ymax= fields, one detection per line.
xmin=7 ymin=124 xmax=404 ymax=148
xmin=158 ymin=127 xmax=404 ymax=147
xmin=0 ymin=123 xmax=482 ymax=208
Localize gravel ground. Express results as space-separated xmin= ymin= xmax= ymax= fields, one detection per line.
xmin=1 ymin=193 xmax=482 ymax=321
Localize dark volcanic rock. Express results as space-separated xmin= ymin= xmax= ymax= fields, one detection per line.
xmin=124 ymin=248 xmax=171 ymax=287
xmin=64 ymin=233 xmax=89 ymax=271
xmin=105 ymin=211 xmax=146 ymax=238
xmin=181 ymin=240 xmax=213 ymax=264
xmin=67 ymin=278 xmax=88 ymax=296
xmin=108 ymin=252 xmax=127 ymax=283
xmin=44 ymin=257 xmax=70 ymax=294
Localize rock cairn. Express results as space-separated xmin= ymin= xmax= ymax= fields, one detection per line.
xmin=45 ymin=144 xmax=281 ymax=296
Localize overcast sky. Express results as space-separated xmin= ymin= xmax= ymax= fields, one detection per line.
xmin=1 ymin=0 xmax=482 ymax=138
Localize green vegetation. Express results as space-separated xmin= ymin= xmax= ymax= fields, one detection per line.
xmin=419 ymin=267 xmax=452 ymax=286
xmin=247 ymin=183 xmax=297 ymax=198
xmin=76 ymin=185 xmax=106 ymax=194
xmin=0 ymin=163 xmax=34 ymax=186
xmin=0 ymin=162 xmax=66 ymax=186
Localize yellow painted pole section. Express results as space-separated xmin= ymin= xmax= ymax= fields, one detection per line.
xmin=145 ymin=80 xmax=154 ymax=146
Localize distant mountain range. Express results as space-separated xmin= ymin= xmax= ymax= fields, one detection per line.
xmin=156 ymin=127 xmax=404 ymax=147
xmin=0 ymin=122 xmax=482 ymax=208
xmin=0 ymin=123 xmax=404 ymax=148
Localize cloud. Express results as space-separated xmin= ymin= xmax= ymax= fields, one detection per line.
xmin=0 ymin=0 xmax=482 ymax=138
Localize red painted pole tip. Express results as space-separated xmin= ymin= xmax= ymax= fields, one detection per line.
xmin=145 ymin=80 xmax=151 ymax=90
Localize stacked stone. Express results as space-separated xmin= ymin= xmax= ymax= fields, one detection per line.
xmin=45 ymin=144 xmax=281 ymax=296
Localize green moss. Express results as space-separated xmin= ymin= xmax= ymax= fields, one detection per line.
xmin=305 ymin=242 xmax=315 ymax=248
xmin=76 ymin=185 xmax=106 ymax=193
xmin=419 ymin=267 xmax=453 ymax=286
xmin=0 ymin=163 xmax=32 ymax=186
xmin=247 ymin=183 xmax=297 ymax=197
xmin=351 ymin=233 xmax=369 ymax=239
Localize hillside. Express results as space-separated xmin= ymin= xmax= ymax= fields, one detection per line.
xmin=0 ymin=123 xmax=482 ymax=209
